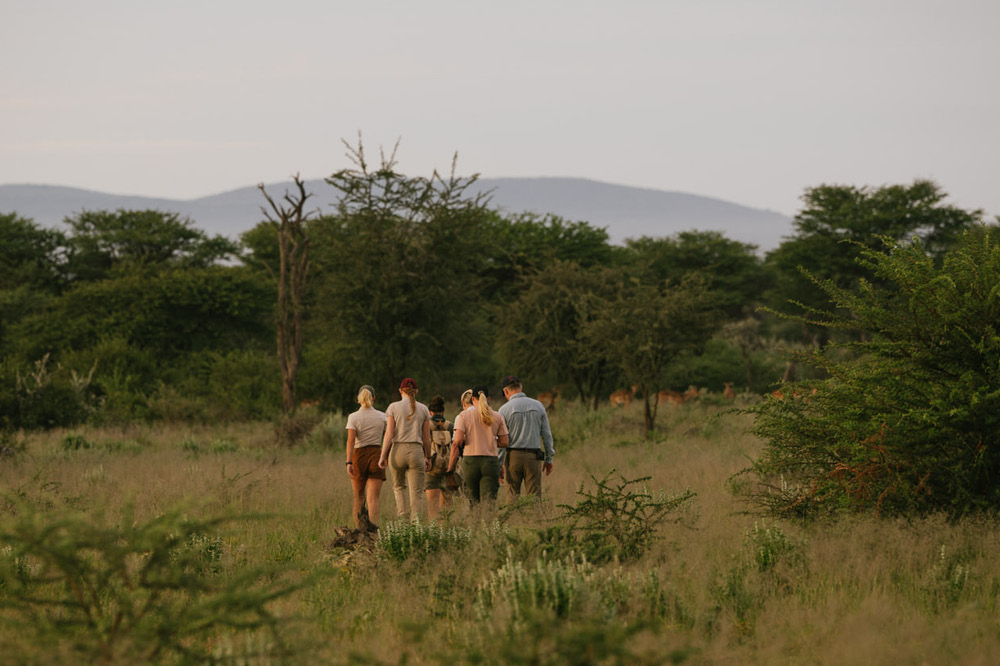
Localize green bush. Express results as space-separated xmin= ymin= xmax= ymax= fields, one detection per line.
xmin=0 ymin=356 xmax=92 ymax=431
xmin=548 ymin=472 xmax=696 ymax=563
xmin=743 ymin=232 xmax=1000 ymax=517
xmin=0 ymin=503 xmax=303 ymax=664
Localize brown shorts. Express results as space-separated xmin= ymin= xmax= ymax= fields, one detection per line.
xmin=353 ymin=446 xmax=385 ymax=482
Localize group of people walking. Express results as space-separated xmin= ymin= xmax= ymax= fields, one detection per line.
xmin=344 ymin=375 xmax=555 ymax=528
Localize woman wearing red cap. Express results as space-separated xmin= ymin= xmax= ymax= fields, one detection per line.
xmin=379 ymin=377 xmax=432 ymax=522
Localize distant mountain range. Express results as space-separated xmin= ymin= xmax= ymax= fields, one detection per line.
xmin=0 ymin=177 xmax=794 ymax=251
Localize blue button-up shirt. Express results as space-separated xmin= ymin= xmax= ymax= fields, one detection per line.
xmin=498 ymin=392 xmax=555 ymax=464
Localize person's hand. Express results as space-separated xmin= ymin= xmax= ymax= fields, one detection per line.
xmin=346 ymin=462 xmax=357 ymax=479
xmin=543 ymin=461 xmax=554 ymax=476
xmin=425 ymin=457 xmax=432 ymax=472
xmin=378 ymin=456 xmax=388 ymax=469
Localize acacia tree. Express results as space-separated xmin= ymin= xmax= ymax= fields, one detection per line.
xmin=587 ymin=277 xmax=720 ymax=437
xmin=495 ymin=260 xmax=619 ymax=408
xmin=744 ymin=231 xmax=1000 ymax=517
xmin=63 ymin=209 xmax=237 ymax=283
xmin=623 ymin=230 xmax=767 ymax=319
xmin=764 ymin=180 xmax=980 ymax=345
xmin=257 ymin=175 xmax=314 ymax=415
xmin=308 ymin=137 xmax=495 ymax=401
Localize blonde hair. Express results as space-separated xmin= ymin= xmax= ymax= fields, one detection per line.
xmin=357 ymin=386 xmax=374 ymax=409
xmin=460 ymin=389 xmax=473 ymax=408
xmin=476 ymin=391 xmax=493 ymax=426
xmin=402 ymin=387 xmax=417 ymax=419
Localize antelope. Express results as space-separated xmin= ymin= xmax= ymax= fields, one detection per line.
xmin=609 ymin=384 xmax=638 ymax=408
xmin=537 ymin=389 xmax=559 ymax=412
xmin=722 ymin=382 xmax=735 ymax=400
xmin=657 ymin=386 xmax=699 ymax=406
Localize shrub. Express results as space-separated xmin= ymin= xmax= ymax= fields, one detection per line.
xmin=745 ymin=520 xmax=801 ymax=573
xmin=548 ymin=472 xmax=696 ymax=563
xmin=0 ymin=503 xmax=303 ymax=664
xmin=0 ymin=355 xmax=92 ymax=431
xmin=377 ymin=520 xmax=472 ymax=562
xmin=273 ymin=413 xmax=322 ymax=448
xmin=743 ymin=232 xmax=1000 ymax=517
xmin=476 ymin=551 xmax=616 ymax=620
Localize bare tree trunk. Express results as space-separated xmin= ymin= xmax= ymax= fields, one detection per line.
xmin=642 ymin=382 xmax=658 ymax=440
xmin=258 ymin=175 xmax=314 ymax=415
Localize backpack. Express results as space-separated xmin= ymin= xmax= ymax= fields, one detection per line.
xmin=428 ymin=415 xmax=453 ymax=477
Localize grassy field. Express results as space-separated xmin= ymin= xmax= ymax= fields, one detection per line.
xmin=2 ymin=398 xmax=999 ymax=665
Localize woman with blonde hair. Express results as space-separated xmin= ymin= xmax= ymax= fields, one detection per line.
xmin=447 ymin=384 xmax=509 ymax=502
xmin=378 ymin=377 xmax=432 ymax=522
xmin=345 ymin=384 xmax=387 ymax=530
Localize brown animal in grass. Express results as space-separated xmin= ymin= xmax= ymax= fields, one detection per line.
xmin=537 ymin=389 xmax=559 ymax=412
xmin=609 ymin=384 xmax=638 ymax=407
xmin=723 ymin=382 xmax=735 ymax=400
xmin=770 ymin=387 xmax=817 ymax=402
xmin=657 ymin=385 xmax=699 ymax=406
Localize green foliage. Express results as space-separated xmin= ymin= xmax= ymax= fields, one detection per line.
xmin=198 ymin=348 xmax=282 ymax=421
xmin=12 ymin=266 xmax=272 ymax=362
xmin=551 ymin=472 xmax=695 ymax=563
xmin=307 ymin=140 xmax=498 ymax=399
xmin=496 ymin=260 xmax=621 ymax=406
xmin=764 ymin=180 xmax=980 ymax=343
xmin=476 ymin=551 xmax=617 ymax=619
xmin=376 ymin=520 xmax=473 ymax=562
xmin=0 ymin=355 xmax=94 ymax=430
xmin=744 ymin=231 xmax=1000 ymax=517
xmin=744 ymin=520 xmax=800 ymax=572
xmin=62 ymin=208 xmax=238 ymax=282
xmin=587 ymin=276 xmax=721 ymax=434
xmin=0 ymin=213 xmax=66 ymax=293
xmin=480 ymin=211 xmax=614 ymax=300
xmin=623 ymin=230 xmax=768 ymax=318
xmin=0 ymin=503 xmax=302 ymax=664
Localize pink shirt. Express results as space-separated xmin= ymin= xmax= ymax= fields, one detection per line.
xmin=454 ymin=406 xmax=508 ymax=457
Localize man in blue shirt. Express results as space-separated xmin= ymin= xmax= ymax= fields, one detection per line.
xmin=498 ymin=375 xmax=555 ymax=499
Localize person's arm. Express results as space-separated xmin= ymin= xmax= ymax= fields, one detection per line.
xmin=539 ymin=408 xmax=555 ymax=474
xmin=496 ymin=412 xmax=510 ymax=448
xmin=346 ymin=428 xmax=358 ymax=479
xmin=447 ymin=428 xmax=465 ymax=473
xmin=378 ymin=414 xmax=396 ymax=469
xmin=422 ymin=417 xmax=433 ymax=471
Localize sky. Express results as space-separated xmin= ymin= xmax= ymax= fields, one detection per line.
xmin=2 ymin=0 xmax=998 ymax=218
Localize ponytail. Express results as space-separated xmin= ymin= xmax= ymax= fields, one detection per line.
xmin=403 ymin=387 xmax=417 ymax=419
xmin=357 ymin=385 xmax=374 ymax=409
xmin=477 ymin=391 xmax=493 ymax=426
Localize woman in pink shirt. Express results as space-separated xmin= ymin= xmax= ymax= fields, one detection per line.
xmin=447 ymin=384 xmax=509 ymax=502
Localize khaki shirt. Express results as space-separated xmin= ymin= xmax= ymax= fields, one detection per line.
xmin=386 ymin=398 xmax=430 ymax=443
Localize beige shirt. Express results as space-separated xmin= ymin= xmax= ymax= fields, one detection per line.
xmin=386 ymin=398 xmax=431 ymax=443
xmin=345 ymin=407 xmax=387 ymax=448
xmin=455 ymin=406 xmax=509 ymax=457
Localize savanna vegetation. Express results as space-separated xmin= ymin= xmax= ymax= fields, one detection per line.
xmin=3 ymin=402 xmax=1000 ymax=664
xmin=3 ymin=139 xmax=1000 ymax=662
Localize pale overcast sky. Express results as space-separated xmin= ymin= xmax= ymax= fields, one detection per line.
xmin=2 ymin=0 xmax=997 ymax=218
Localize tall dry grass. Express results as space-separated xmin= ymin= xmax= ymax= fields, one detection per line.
xmin=2 ymin=397 xmax=999 ymax=664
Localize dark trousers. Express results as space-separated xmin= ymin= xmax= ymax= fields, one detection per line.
xmin=461 ymin=455 xmax=500 ymax=502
